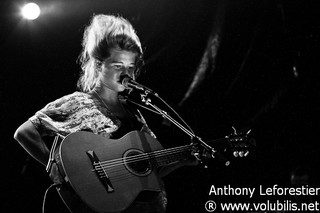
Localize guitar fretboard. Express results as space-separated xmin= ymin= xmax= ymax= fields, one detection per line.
xmin=148 ymin=144 xmax=194 ymax=167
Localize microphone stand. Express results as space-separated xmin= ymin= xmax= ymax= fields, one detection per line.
xmin=138 ymin=90 xmax=221 ymax=163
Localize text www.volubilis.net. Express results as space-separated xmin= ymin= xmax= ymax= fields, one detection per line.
xmin=217 ymin=200 xmax=319 ymax=212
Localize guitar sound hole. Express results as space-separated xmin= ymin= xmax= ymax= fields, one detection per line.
xmin=123 ymin=150 xmax=152 ymax=177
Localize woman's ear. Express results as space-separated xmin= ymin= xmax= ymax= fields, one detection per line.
xmin=95 ymin=59 xmax=103 ymax=72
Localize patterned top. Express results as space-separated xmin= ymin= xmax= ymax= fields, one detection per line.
xmin=29 ymin=91 xmax=155 ymax=139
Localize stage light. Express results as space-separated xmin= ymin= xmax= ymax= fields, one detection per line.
xmin=21 ymin=3 xmax=41 ymax=20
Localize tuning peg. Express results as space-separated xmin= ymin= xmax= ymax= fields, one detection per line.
xmin=233 ymin=151 xmax=239 ymax=157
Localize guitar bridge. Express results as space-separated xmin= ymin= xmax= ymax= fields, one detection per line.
xmin=86 ymin=150 xmax=114 ymax=193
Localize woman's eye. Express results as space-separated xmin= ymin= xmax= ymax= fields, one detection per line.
xmin=112 ymin=65 xmax=123 ymax=70
xmin=110 ymin=64 xmax=136 ymax=72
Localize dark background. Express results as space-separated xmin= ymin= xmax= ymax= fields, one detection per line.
xmin=1 ymin=0 xmax=319 ymax=212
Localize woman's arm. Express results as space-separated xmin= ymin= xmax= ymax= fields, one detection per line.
xmin=13 ymin=120 xmax=49 ymax=166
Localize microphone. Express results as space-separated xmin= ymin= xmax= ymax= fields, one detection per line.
xmin=121 ymin=75 xmax=157 ymax=96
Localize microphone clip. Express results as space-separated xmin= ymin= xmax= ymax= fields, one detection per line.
xmin=121 ymin=76 xmax=158 ymax=96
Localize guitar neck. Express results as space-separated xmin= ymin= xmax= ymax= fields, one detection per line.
xmin=150 ymin=144 xmax=194 ymax=167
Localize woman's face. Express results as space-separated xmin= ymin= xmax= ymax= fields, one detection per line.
xmin=99 ymin=48 xmax=138 ymax=93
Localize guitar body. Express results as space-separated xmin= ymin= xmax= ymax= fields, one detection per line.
xmin=55 ymin=131 xmax=164 ymax=213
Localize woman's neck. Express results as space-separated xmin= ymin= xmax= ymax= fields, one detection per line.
xmin=92 ymin=86 xmax=130 ymax=121
xmin=93 ymin=86 xmax=120 ymax=106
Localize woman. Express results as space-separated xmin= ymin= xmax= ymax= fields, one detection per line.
xmin=14 ymin=14 xmax=197 ymax=213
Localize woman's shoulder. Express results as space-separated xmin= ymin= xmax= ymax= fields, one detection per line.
xmin=54 ymin=91 xmax=91 ymax=103
xmin=60 ymin=91 xmax=91 ymax=101
xmin=43 ymin=91 xmax=93 ymax=110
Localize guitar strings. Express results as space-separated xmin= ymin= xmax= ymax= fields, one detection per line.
xmin=91 ymin=139 xmax=246 ymax=182
xmin=94 ymin=146 xmax=193 ymax=178
xmin=93 ymin=145 xmax=194 ymax=177
xmin=93 ymin=136 xmax=233 ymax=171
xmin=96 ymin=147 xmax=191 ymax=174
xmin=93 ymin=145 xmax=194 ymax=181
xmin=97 ymin=144 xmax=192 ymax=167
xmin=98 ymin=144 xmax=193 ymax=169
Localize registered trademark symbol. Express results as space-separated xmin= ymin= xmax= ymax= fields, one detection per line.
xmin=205 ymin=200 xmax=217 ymax=212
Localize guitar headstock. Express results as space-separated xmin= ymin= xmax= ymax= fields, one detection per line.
xmin=224 ymin=127 xmax=256 ymax=158
xmin=189 ymin=127 xmax=256 ymax=167
xmin=200 ymin=127 xmax=256 ymax=164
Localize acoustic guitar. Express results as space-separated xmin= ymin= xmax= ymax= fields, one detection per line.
xmin=54 ymin=130 xmax=253 ymax=213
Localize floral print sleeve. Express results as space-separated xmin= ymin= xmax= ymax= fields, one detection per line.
xmin=29 ymin=92 xmax=120 ymax=137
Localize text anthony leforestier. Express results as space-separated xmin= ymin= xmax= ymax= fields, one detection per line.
xmin=209 ymin=185 xmax=320 ymax=198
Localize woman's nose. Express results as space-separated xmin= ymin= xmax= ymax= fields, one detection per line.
xmin=123 ymin=69 xmax=134 ymax=78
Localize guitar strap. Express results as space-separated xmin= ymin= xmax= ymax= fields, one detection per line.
xmin=46 ymin=135 xmax=62 ymax=173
